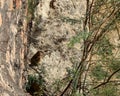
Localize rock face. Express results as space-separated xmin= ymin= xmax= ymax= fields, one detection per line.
xmin=0 ymin=0 xmax=87 ymax=96
xmin=27 ymin=0 xmax=86 ymax=95
xmin=0 ymin=0 xmax=28 ymax=96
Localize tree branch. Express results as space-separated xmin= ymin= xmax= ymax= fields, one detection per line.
xmin=93 ymin=68 xmax=120 ymax=89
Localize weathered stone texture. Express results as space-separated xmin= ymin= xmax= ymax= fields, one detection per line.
xmin=27 ymin=0 xmax=86 ymax=95
xmin=0 ymin=0 xmax=87 ymax=95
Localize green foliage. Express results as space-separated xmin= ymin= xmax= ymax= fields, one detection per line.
xmin=68 ymin=34 xmax=81 ymax=47
xmin=52 ymin=78 xmax=71 ymax=94
xmin=94 ymin=36 xmax=114 ymax=57
xmin=66 ymin=63 xmax=82 ymax=95
xmin=92 ymin=84 xmax=118 ymax=96
xmin=66 ymin=0 xmax=119 ymax=95
xmin=28 ymin=0 xmax=39 ymax=17
xmin=27 ymin=0 xmax=39 ymax=22
xmin=68 ymin=32 xmax=91 ymax=47
xmin=108 ymin=59 xmax=120 ymax=78
xmin=71 ymin=71 xmax=79 ymax=95
xmin=61 ymin=16 xmax=82 ymax=25
xmin=25 ymin=75 xmax=45 ymax=96
xmin=109 ymin=59 xmax=120 ymax=71
xmin=91 ymin=64 xmax=108 ymax=80
xmin=72 ymin=90 xmax=82 ymax=96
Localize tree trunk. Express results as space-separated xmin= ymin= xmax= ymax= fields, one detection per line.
xmin=0 ymin=0 xmax=28 ymax=95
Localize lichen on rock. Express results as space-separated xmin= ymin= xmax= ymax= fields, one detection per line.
xmin=27 ymin=0 xmax=86 ymax=95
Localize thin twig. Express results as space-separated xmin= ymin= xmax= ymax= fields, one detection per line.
xmin=88 ymin=0 xmax=94 ymax=29
xmin=83 ymin=0 xmax=89 ymax=31
xmin=82 ymin=51 xmax=93 ymax=95
xmin=93 ymin=68 xmax=120 ymax=89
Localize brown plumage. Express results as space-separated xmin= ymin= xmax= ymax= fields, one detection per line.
xmin=30 ymin=51 xmax=44 ymax=66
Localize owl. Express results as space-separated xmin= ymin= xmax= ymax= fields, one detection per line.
xmin=30 ymin=51 xmax=44 ymax=66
